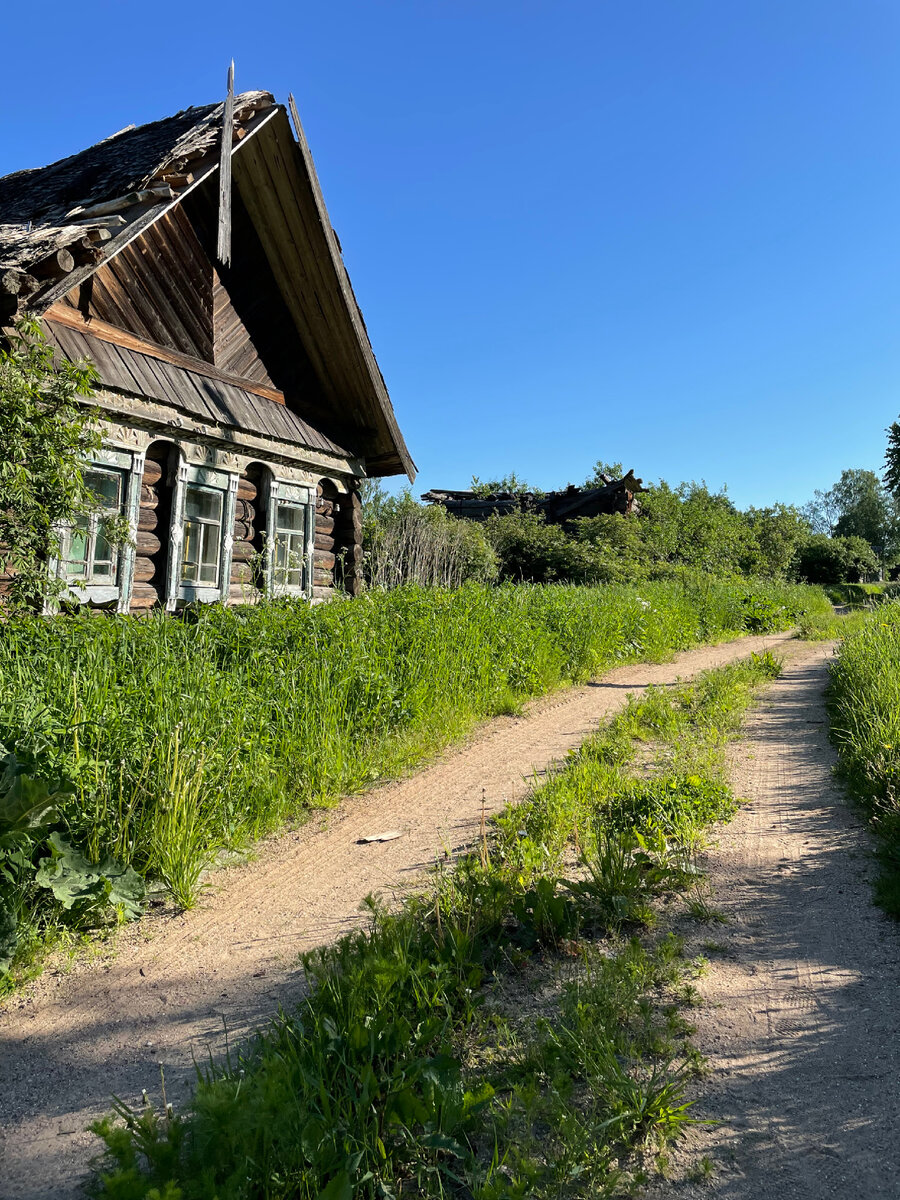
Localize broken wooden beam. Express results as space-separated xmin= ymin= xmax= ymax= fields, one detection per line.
xmin=31 ymin=248 xmax=75 ymax=278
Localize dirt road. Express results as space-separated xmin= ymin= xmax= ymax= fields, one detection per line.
xmin=658 ymin=642 xmax=900 ymax=1198
xmin=0 ymin=630 xmax=797 ymax=1199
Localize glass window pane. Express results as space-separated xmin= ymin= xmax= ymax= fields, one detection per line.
xmin=85 ymin=469 xmax=122 ymax=510
xmin=198 ymin=524 xmax=219 ymax=583
xmin=66 ymin=520 xmax=90 ymax=571
xmin=185 ymin=486 xmax=222 ymax=523
xmin=182 ymin=521 xmax=201 ymax=582
xmin=93 ymin=526 xmax=117 ymax=583
xmin=276 ymin=503 xmax=305 ymax=534
xmin=182 ymin=486 xmax=222 ymax=587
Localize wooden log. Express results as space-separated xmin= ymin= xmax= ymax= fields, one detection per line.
xmin=316 ymin=498 xmax=334 ymax=516
xmin=237 ymin=477 xmax=258 ymax=502
xmin=31 ymin=248 xmax=75 ymax=279
xmin=232 ymin=519 xmax=253 ymax=542
xmin=71 ymin=239 xmax=102 ymax=266
xmin=231 ymin=540 xmax=255 ymax=563
xmin=230 ymin=560 xmax=253 ymax=584
xmin=136 ymin=530 xmax=162 ymax=556
xmin=0 ymin=269 xmax=24 ymax=297
xmin=313 ymin=567 xmax=334 ymax=586
xmin=229 ymin=582 xmax=260 ymax=604
xmin=130 ymin=583 xmax=159 ymax=610
xmin=234 ymin=498 xmax=256 ymax=523
xmin=314 ymin=550 xmax=336 ymax=572
xmin=137 ymin=507 xmax=158 ymax=533
xmin=158 ymin=172 xmax=195 ymax=188
xmin=311 ymin=585 xmax=334 ymax=601
xmin=140 ymin=484 xmax=160 ymax=508
xmin=314 ymin=532 xmax=335 ymax=552
xmin=85 ymin=227 xmax=113 ymax=245
xmin=315 ymin=514 xmax=335 ymax=536
xmin=133 ymin=557 xmax=157 ymax=583
xmin=141 ymin=458 xmax=164 ymax=486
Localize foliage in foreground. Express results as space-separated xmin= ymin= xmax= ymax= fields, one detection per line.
xmin=0 ymin=319 xmax=103 ymax=611
xmin=0 ymin=579 xmax=825 ymax=982
xmin=827 ymin=602 xmax=900 ymax=915
xmin=90 ymin=651 xmax=784 ymax=1199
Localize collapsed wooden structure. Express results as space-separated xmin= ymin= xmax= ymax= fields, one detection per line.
xmin=422 ymin=471 xmax=646 ymax=524
xmin=0 ymin=89 xmax=414 ymax=610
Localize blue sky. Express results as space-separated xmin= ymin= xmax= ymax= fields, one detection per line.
xmin=4 ymin=1 xmax=899 ymax=508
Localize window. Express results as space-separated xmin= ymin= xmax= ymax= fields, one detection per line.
xmin=63 ymin=467 xmax=126 ymax=584
xmin=273 ymin=502 xmax=307 ymax=588
xmin=182 ymin=484 xmax=223 ymax=585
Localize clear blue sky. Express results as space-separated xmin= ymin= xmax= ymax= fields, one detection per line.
xmin=4 ymin=1 xmax=899 ymax=508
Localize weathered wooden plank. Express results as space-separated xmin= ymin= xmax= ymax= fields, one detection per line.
xmin=43 ymin=305 xmax=287 ymax=404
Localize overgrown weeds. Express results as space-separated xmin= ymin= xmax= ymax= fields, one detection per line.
xmin=0 ymin=578 xmax=822 ymax=983
xmin=827 ymin=601 xmax=900 ymax=915
xmin=90 ymin=648 xmax=783 ymax=1198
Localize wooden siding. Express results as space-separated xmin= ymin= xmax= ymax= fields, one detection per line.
xmin=61 ymin=206 xmax=214 ymax=361
xmin=213 ymin=270 xmax=275 ymax=387
xmin=42 ymin=317 xmax=350 ymax=458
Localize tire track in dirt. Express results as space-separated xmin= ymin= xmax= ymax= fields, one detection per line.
xmin=652 ymin=642 xmax=900 ymax=1199
xmin=0 ymin=630 xmax=798 ymax=1200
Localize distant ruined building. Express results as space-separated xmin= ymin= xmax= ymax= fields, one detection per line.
xmin=422 ymin=470 xmax=647 ymax=525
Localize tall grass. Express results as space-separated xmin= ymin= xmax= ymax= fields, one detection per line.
xmin=827 ymin=602 xmax=900 ymax=913
xmin=0 ymin=579 xmax=823 ymax=929
xmin=91 ymin=648 xmax=784 ymax=1199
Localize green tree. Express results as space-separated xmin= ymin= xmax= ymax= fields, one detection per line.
xmin=804 ymin=469 xmax=897 ymax=568
xmin=0 ymin=319 xmax=101 ymax=609
xmin=743 ymin=505 xmax=810 ymax=578
xmin=469 ymin=471 xmax=542 ymax=498
xmin=794 ymin=534 xmax=878 ymax=585
xmin=582 ymin=460 xmax=624 ymax=487
xmin=884 ymin=418 xmax=900 ymax=500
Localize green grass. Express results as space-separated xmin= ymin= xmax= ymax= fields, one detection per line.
xmin=89 ymin=647 xmax=784 ymax=1199
xmin=827 ymin=600 xmax=900 ymax=915
xmin=0 ymin=577 xmax=825 ymax=984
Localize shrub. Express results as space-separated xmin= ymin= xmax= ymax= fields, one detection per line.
xmin=794 ymin=534 xmax=878 ymax=584
xmin=362 ymin=487 xmax=498 ymax=588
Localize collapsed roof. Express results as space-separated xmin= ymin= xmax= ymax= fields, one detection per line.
xmin=423 ymin=471 xmax=647 ymax=522
xmin=0 ymin=91 xmax=415 ymax=478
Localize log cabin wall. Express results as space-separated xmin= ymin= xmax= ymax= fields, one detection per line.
xmin=314 ymin=481 xmax=337 ymax=595
xmin=131 ymin=444 xmax=173 ymax=612
xmin=314 ymin=480 xmax=363 ymax=598
xmin=230 ymin=470 xmax=263 ymax=603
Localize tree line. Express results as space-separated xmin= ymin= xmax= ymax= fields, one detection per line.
xmin=364 ymin=457 xmax=900 ymax=589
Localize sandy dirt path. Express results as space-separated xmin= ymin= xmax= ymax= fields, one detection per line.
xmin=654 ymin=642 xmax=900 ymax=1199
xmin=0 ymin=630 xmax=797 ymax=1200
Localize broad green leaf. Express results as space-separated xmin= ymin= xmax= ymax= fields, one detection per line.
xmin=316 ymin=1172 xmax=352 ymax=1200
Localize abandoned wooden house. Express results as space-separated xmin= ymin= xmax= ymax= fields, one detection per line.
xmin=422 ymin=470 xmax=646 ymax=524
xmin=0 ymin=89 xmax=414 ymax=610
